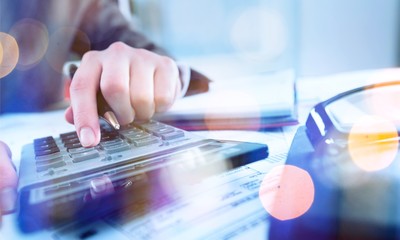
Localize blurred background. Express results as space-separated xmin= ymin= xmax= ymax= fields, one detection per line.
xmin=117 ymin=0 xmax=400 ymax=77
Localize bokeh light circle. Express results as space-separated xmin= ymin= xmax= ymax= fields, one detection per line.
xmin=230 ymin=7 xmax=287 ymax=62
xmin=259 ymin=165 xmax=314 ymax=220
xmin=366 ymin=83 xmax=400 ymax=125
xmin=46 ymin=27 xmax=90 ymax=73
xmin=10 ymin=18 xmax=49 ymax=70
xmin=0 ymin=32 xmax=19 ymax=78
xmin=348 ymin=115 xmax=398 ymax=172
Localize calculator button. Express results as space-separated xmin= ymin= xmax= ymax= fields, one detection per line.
xmin=100 ymin=138 xmax=124 ymax=147
xmin=65 ymin=142 xmax=82 ymax=149
xmin=36 ymin=160 xmax=66 ymax=172
xmin=60 ymin=131 xmax=78 ymax=140
xmin=119 ymin=128 xmax=142 ymax=135
xmin=139 ymin=121 xmax=165 ymax=131
xmin=160 ymin=130 xmax=185 ymax=140
xmin=34 ymin=142 xmax=57 ymax=151
xmin=100 ymin=132 xmax=120 ymax=142
xmin=132 ymin=136 xmax=160 ymax=147
xmin=36 ymin=155 xmax=64 ymax=165
xmin=102 ymin=142 xmax=130 ymax=154
xmin=149 ymin=126 xmax=175 ymax=136
xmin=71 ymin=150 xmax=100 ymax=163
xmin=68 ymin=147 xmax=95 ymax=154
xmin=63 ymin=137 xmax=81 ymax=145
xmin=119 ymin=123 xmax=136 ymax=130
xmin=35 ymin=146 xmax=60 ymax=157
xmin=34 ymin=136 xmax=55 ymax=146
xmin=36 ymin=152 xmax=62 ymax=162
xmin=123 ymin=132 xmax=152 ymax=142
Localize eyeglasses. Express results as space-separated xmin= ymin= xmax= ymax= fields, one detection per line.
xmin=277 ymin=81 xmax=400 ymax=240
xmin=305 ymin=81 xmax=400 ymax=158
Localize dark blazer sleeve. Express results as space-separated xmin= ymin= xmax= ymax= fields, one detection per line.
xmin=75 ymin=0 xmax=210 ymax=96
xmin=76 ymin=0 xmax=168 ymax=55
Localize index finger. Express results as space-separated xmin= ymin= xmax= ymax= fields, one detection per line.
xmin=69 ymin=53 xmax=102 ymax=147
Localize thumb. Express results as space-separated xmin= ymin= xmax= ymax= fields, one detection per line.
xmin=0 ymin=141 xmax=18 ymax=215
xmin=64 ymin=106 xmax=74 ymax=124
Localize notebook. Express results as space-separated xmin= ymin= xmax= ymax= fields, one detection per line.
xmin=154 ymin=69 xmax=297 ymax=130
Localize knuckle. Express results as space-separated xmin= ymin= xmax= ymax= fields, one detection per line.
xmin=155 ymin=92 xmax=174 ymax=110
xmin=119 ymin=114 xmax=135 ymax=126
xmin=159 ymin=56 xmax=177 ymax=70
xmin=108 ymin=41 xmax=128 ymax=53
xmin=101 ymin=80 xmax=127 ymax=99
xmin=132 ymin=48 xmax=149 ymax=57
xmin=157 ymin=57 xmax=179 ymax=81
xmin=137 ymin=110 xmax=154 ymax=121
xmin=141 ymin=108 xmax=155 ymax=120
xmin=132 ymin=93 xmax=151 ymax=107
xmin=81 ymin=51 xmax=99 ymax=63
xmin=131 ymin=95 xmax=155 ymax=119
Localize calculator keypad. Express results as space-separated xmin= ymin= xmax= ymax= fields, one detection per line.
xmin=32 ymin=120 xmax=186 ymax=174
xmin=34 ymin=137 xmax=66 ymax=172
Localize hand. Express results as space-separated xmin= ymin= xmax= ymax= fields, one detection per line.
xmin=0 ymin=141 xmax=18 ymax=219
xmin=64 ymin=42 xmax=181 ymax=147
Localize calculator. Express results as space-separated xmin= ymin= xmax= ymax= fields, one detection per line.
xmin=17 ymin=119 xmax=268 ymax=232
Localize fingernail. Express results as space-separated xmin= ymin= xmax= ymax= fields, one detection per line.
xmin=0 ymin=187 xmax=17 ymax=214
xmin=90 ymin=178 xmax=106 ymax=193
xmin=80 ymin=127 xmax=95 ymax=147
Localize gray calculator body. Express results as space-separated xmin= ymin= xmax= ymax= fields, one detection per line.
xmin=17 ymin=120 xmax=268 ymax=232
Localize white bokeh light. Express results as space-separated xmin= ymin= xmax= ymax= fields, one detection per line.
xmin=230 ymin=7 xmax=287 ymax=62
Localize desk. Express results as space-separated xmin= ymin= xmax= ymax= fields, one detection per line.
xmin=0 ymin=112 xmax=295 ymax=240
xmin=1 ymin=68 xmax=399 ymax=239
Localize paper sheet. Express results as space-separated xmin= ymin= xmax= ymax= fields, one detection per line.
xmin=0 ymin=109 xmax=297 ymax=240
xmin=51 ymin=128 xmax=296 ymax=240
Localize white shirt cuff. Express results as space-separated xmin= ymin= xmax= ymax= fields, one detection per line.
xmin=177 ymin=62 xmax=191 ymax=98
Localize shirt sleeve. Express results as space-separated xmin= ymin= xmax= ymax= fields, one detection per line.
xmin=176 ymin=62 xmax=191 ymax=98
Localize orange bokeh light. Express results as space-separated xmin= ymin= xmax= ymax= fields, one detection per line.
xmin=0 ymin=32 xmax=19 ymax=78
xmin=10 ymin=18 xmax=49 ymax=70
xmin=259 ymin=165 xmax=314 ymax=221
xmin=348 ymin=115 xmax=398 ymax=172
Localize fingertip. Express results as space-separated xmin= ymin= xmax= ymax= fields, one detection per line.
xmin=64 ymin=106 xmax=74 ymax=124
xmin=78 ymin=126 xmax=100 ymax=147
xmin=155 ymin=104 xmax=171 ymax=113
xmin=154 ymin=93 xmax=174 ymax=113
xmin=153 ymin=64 xmax=180 ymax=113
xmin=117 ymin=111 xmax=135 ymax=126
